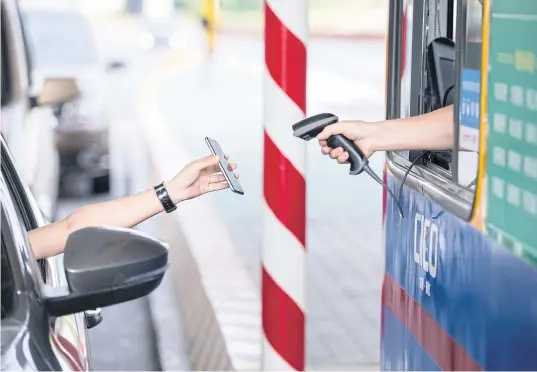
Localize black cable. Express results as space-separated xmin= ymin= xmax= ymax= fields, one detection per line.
xmin=394 ymin=151 xmax=432 ymax=218
xmin=363 ymin=165 xmax=405 ymax=218
xmin=442 ymin=84 xmax=455 ymax=107
xmin=359 ymin=152 xmax=431 ymax=219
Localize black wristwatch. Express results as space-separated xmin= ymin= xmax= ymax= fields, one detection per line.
xmin=154 ymin=182 xmax=177 ymax=213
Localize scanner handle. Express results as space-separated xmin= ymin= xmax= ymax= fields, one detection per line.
xmin=326 ymin=135 xmax=368 ymax=175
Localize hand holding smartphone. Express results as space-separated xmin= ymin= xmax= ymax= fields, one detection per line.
xmin=205 ymin=137 xmax=244 ymax=195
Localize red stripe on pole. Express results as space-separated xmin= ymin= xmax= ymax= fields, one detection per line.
xmin=263 ymin=131 xmax=306 ymax=246
xmin=262 ymin=268 xmax=305 ymax=371
xmin=264 ymin=2 xmax=307 ymax=113
xmin=263 ymin=1 xmax=306 ymax=370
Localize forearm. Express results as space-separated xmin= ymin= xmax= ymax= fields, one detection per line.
xmin=66 ymin=188 xmax=164 ymax=231
xmin=29 ymin=186 xmax=174 ymax=259
xmin=370 ymin=105 xmax=454 ymax=152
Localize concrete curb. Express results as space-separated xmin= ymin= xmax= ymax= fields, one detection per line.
xmin=136 ymin=51 xmax=262 ymax=371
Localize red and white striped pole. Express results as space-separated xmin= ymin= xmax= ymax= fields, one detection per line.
xmin=262 ymin=0 xmax=307 ymax=370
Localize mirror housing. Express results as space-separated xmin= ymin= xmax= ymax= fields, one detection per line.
xmin=32 ymin=77 xmax=80 ymax=107
xmin=44 ymin=226 xmax=169 ymax=317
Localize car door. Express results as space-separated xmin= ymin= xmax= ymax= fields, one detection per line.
xmin=1 ymin=178 xmax=43 ymax=370
xmin=1 ymin=139 xmax=90 ymax=371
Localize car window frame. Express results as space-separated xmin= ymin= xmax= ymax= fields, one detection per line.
xmin=0 ymin=167 xmax=41 ymax=299
xmin=1 ymin=140 xmax=48 ymax=279
xmin=0 ymin=205 xmax=32 ymax=348
xmin=1 ymin=225 xmax=18 ymax=321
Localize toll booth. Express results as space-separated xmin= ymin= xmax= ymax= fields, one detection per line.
xmin=382 ymin=0 xmax=537 ymax=370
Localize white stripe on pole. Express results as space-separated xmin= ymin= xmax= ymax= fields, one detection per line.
xmin=266 ymin=0 xmax=308 ymax=44
xmin=263 ymin=205 xmax=307 ymax=311
xmin=263 ymin=68 xmax=308 ymax=177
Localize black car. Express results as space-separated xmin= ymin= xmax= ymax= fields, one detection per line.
xmin=0 ymin=136 xmax=169 ymax=371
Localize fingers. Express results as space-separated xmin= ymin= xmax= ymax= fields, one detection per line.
xmin=321 ymin=145 xmax=350 ymax=164
xmin=329 ymin=148 xmax=349 ymax=163
xmin=207 ymin=182 xmax=230 ymax=192
xmin=209 ymin=174 xmax=226 ymax=183
xmin=196 ymin=155 xmax=220 ymax=170
xmin=329 ymin=147 xmax=344 ymax=159
xmin=206 ymin=164 xmax=221 ymax=174
xmin=197 ymin=154 xmax=240 ymax=181
xmin=205 ymin=162 xmax=237 ymax=176
xmin=208 ymin=172 xmax=239 ymax=185
xmin=337 ymin=152 xmax=349 ymax=164
xmin=316 ymin=123 xmax=348 ymax=140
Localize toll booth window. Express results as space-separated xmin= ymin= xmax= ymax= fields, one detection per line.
xmin=420 ymin=0 xmax=482 ymax=187
xmin=1 ymin=6 xmax=12 ymax=107
xmin=386 ymin=0 xmax=481 ymax=221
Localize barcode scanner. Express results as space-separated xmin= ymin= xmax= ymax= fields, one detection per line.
xmin=292 ymin=113 xmax=405 ymax=218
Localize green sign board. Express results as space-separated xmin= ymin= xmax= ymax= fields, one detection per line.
xmin=486 ymin=0 xmax=537 ymax=267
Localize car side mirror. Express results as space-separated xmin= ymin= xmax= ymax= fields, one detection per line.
xmin=44 ymin=226 xmax=169 ymax=317
xmin=33 ymin=77 xmax=80 ymax=107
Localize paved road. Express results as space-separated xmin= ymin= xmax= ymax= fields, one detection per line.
xmin=156 ymin=33 xmax=387 ymax=369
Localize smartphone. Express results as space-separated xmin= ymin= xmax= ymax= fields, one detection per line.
xmin=205 ymin=137 xmax=244 ymax=195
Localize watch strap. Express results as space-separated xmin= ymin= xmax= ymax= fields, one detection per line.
xmin=154 ymin=182 xmax=177 ymax=213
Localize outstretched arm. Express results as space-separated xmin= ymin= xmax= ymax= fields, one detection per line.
xmin=29 ymin=155 xmax=238 ymax=259
xmin=316 ymin=105 xmax=454 ymax=162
